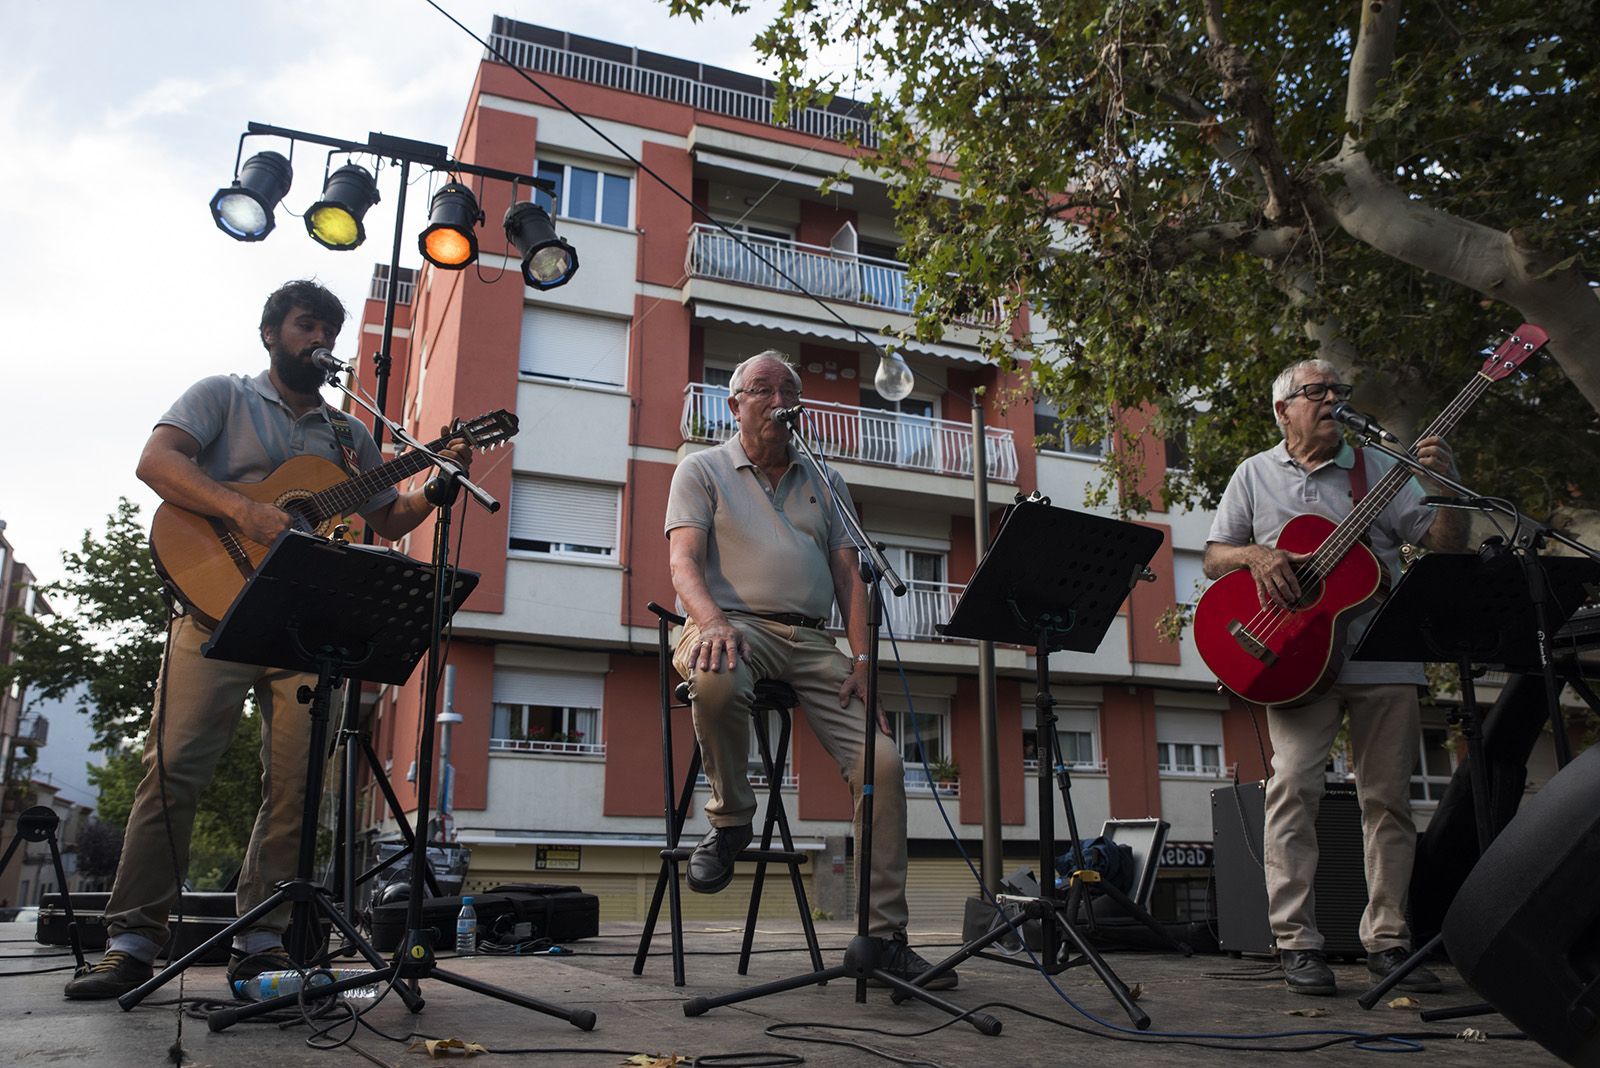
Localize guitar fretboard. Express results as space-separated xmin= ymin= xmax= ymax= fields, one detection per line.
xmin=1304 ymin=373 xmax=1491 ymax=582
xmin=303 ymin=437 xmax=448 ymax=522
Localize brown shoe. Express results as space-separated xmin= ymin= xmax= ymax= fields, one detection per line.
xmin=63 ymin=951 xmax=154 ymax=1000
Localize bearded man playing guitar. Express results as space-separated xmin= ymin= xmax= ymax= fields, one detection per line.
xmin=66 ymin=280 xmax=472 ymax=1000
xmin=1202 ymin=359 xmax=1466 ymax=998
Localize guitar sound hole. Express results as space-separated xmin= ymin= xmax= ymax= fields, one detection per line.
xmin=1291 ymin=578 xmax=1323 ymax=611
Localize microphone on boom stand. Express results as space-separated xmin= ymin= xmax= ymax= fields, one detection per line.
xmin=772 ymin=405 xmax=805 ymax=429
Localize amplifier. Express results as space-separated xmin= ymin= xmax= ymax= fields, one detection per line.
xmin=36 ymin=891 xmax=237 ymax=964
xmin=1210 ymin=781 xmax=1368 ymax=959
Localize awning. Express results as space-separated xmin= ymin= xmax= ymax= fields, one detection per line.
xmin=691 ymin=301 xmax=990 ymax=365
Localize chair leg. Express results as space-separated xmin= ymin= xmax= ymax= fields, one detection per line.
xmin=634 ymin=861 xmax=671 ymax=976
xmin=769 ymin=712 xmax=825 ymax=974
xmin=740 ymin=712 xmax=781 ymax=974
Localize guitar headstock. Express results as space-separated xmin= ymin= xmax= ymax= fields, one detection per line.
xmin=449 ymin=409 xmax=519 ymax=451
xmin=1480 ymin=323 xmax=1549 ymax=382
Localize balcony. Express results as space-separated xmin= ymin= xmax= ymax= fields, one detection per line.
xmin=489 ymin=738 xmax=606 ymax=757
xmin=827 ymin=580 xmax=969 ymax=644
xmin=14 ymin=714 xmax=47 ymax=746
xmin=686 ymin=224 xmax=1005 ymax=330
xmin=682 ymin=384 xmax=1019 ymax=484
xmin=368 ymin=265 xmax=415 ymax=305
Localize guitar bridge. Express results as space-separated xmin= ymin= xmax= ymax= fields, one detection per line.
xmin=1228 ymin=620 xmax=1279 ymax=667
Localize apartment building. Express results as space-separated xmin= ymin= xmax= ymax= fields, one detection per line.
xmin=349 ymin=17 xmax=1477 ymax=926
xmin=1 ymin=523 xmax=53 ymax=909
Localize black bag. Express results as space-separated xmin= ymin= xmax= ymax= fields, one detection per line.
xmin=369 ymin=883 xmax=598 ymax=951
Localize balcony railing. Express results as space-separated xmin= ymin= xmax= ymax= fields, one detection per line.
xmin=488 ymin=34 xmax=877 ymax=147
xmin=369 ymin=266 xmax=415 ymax=305
xmin=682 ymin=384 xmax=1019 ymax=484
xmin=490 ymin=738 xmax=606 ymax=756
xmin=1023 ymin=758 xmax=1107 ymax=774
xmin=826 ymin=580 xmax=968 ymax=643
xmin=15 ymin=714 xmax=47 ymax=746
xmin=686 ymin=224 xmax=1005 ymax=329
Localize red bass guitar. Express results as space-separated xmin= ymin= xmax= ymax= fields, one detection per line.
xmin=1194 ymin=325 xmax=1549 ymax=707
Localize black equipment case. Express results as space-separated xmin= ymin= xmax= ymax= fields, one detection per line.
xmin=37 ymin=891 xmax=237 ymax=963
xmin=370 ymin=883 xmax=598 ymax=951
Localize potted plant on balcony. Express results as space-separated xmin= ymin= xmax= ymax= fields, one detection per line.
xmin=925 ymin=757 xmax=960 ymax=794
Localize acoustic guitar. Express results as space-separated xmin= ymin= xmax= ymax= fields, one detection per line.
xmin=149 ymin=409 xmax=518 ymax=627
xmin=1193 ymin=326 xmax=1548 ymax=707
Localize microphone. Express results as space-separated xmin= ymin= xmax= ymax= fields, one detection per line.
xmin=772 ymin=405 xmax=805 ymax=427
xmin=1330 ymin=401 xmax=1399 ymax=443
xmin=311 ymin=347 xmax=349 ymax=375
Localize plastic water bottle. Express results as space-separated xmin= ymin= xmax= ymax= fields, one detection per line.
xmin=233 ymin=968 xmax=382 ymax=1001
xmin=456 ymin=895 xmax=478 ymax=956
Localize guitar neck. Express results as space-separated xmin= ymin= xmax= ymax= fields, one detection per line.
xmin=1309 ymin=373 xmax=1491 ymax=576
xmin=303 ymin=438 xmax=446 ymax=522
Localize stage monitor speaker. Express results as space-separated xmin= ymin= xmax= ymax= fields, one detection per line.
xmin=1443 ymin=744 xmax=1600 ymax=1067
xmin=1210 ymin=780 xmax=1367 ymax=958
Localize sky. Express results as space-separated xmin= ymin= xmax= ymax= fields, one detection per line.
xmin=0 ymin=0 xmax=789 ymax=588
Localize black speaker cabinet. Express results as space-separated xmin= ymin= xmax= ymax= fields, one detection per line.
xmin=1211 ymin=780 xmax=1368 ymax=958
xmin=1444 ymin=744 xmax=1600 ymax=1067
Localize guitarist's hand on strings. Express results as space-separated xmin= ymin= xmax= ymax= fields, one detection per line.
xmin=436 ymin=423 xmax=474 ymax=477
xmin=1244 ymin=543 xmax=1312 ymax=612
xmin=232 ymin=498 xmax=293 ymax=548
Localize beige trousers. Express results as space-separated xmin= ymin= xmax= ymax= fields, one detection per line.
xmin=1264 ymin=683 xmax=1421 ymax=953
xmin=674 ymin=614 xmax=910 ymax=937
xmin=105 ymin=613 xmax=317 ymax=949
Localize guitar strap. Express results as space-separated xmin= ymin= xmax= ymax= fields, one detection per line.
xmin=1349 ymin=446 xmax=1368 ymax=505
xmin=325 ymin=407 xmax=362 ymax=478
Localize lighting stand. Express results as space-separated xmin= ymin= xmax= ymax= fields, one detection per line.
xmin=1 ymin=806 xmax=87 ymax=973
xmin=682 ymin=416 xmax=1001 ymax=1036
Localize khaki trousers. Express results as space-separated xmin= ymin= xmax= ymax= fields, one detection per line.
xmin=1264 ymin=682 xmax=1420 ymax=953
xmin=105 ymin=613 xmax=317 ymax=949
xmin=674 ymin=614 xmax=910 ymax=937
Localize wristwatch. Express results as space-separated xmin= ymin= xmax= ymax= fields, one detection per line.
xmin=853 ymin=654 xmax=869 ymax=665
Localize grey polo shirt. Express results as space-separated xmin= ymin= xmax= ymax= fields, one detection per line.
xmin=157 ymin=370 xmax=397 ymax=516
xmin=664 ymin=436 xmax=856 ymax=620
xmin=1207 ymin=440 xmax=1436 ymax=685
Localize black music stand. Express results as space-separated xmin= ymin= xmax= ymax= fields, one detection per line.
xmin=118 ymin=531 xmax=476 ymax=1015
xmin=1 ymin=806 xmax=87 ymax=973
xmin=1353 ymin=549 xmax=1599 ymax=1009
xmin=906 ymin=496 xmax=1169 ymax=1028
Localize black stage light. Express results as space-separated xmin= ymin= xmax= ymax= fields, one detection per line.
xmin=209 ymin=150 xmax=293 ymax=241
xmin=306 ymin=163 xmax=380 ymax=250
xmin=503 ymin=201 xmax=579 ymax=290
xmin=419 ymin=182 xmax=484 ymax=269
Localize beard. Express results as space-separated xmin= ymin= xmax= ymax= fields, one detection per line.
xmin=271 ymin=344 xmax=329 ymax=396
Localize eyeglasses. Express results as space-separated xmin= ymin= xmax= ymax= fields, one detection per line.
xmin=1286 ymin=382 xmax=1354 ymax=403
xmin=734 ymin=385 xmax=802 ymax=401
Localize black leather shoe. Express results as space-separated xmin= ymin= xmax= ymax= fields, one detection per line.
xmin=866 ymin=934 xmax=959 ymax=991
xmin=687 ymin=824 xmax=752 ymax=894
xmin=1366 ymin=946 xmax=1443 ymax=993
xmin=1280 ymin=948 xmax=1337 ymax=996
xmin=63 ymin=950 xmax=154 ymax=1000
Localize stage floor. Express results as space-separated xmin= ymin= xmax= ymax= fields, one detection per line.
xmin=0 ymin=917 xmax=1561 ymax=1066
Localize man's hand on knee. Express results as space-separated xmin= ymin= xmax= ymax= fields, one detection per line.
xmin=689 ymin=617 xmax=749 ymax=673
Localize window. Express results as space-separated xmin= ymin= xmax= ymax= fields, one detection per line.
xmin=1410 ymin=723 xmax=1456 ymax=803
xmin=1157 ymin=741 xmax=1224 ymax=777
xmin=491 ymin=668 xmax=604 ymax=755
xmin=1170 ymin=549 xmax=1209 ymax=608
xmin=1022 ymin=705 xmax=1101 ymax=771
xmin=1034 ymin=399 xmax=1106 ymax=458
xmin=884 ymin=694 xmax=953 ymax=790
xmin=1164 ymin=422 xmax=1191 ymax=472
xmin=1155 ymin=708 xmax=1226 ymax=777
xmin=519 ymin=306 xmax=628 ymax=388
xmin=534 ymin=160 xmax=632 ymax=227
xmin=860 ymin=391 xmax=938 ymax=471
xmin=509 ymin=476 xmax=619 ymax=558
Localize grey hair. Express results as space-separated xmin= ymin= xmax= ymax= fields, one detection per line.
xmin=1271 ymin=358 xmax=1341 ymax=435
xmin=729 ymin=350 xmax=802 ymax=394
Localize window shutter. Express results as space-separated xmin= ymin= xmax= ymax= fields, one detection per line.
xmin=510 ymin=475 xmax=619 ymax=553
xmin=493 ymin=668 xmax=603 ymax=709
xmin=519 ymin=306 xmax=628 ymax=387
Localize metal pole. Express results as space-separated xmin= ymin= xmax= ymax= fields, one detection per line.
xmin=972 ymin=403 xmax=1002 ymax=893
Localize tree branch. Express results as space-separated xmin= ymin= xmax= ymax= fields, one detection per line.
xmin=1346 ymin=0 xmax=1402 ymax=130
xmin=1201 ymin=0 xmax=1300 ymax=225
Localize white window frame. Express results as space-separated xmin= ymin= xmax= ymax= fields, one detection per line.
xmin=1023 ymin=714 xmax=1103 ymax=773
xmin=1034 ymin=398 xmax=1107 ymax=459
xmin=508 ymin=475 xmax=620 ymax=561
xmin=1410 ymin=721 xmax=1457 ymax=805
xmin=490 ymin=668 xmax=605 ymax=757
xmin=1156 ymin=740 xmax=1225 ymax=778
xmin=518 ymin=305 xmax=629 ymax=389
xmin=533 ymin=157 xmax=634 ymax=229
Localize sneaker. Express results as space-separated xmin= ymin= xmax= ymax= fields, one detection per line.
xmin=226 ymin=944 xmax=295 ymax=986
xmin=687 ymin=824 xmax=752 ymax=894
xmin=63 ymin=950 xmax=154 ymax=1000
xmin=1366 ymin=946 xmax=1443 ymax=993
xmin=1279 ymin=948 xmax=1337 ymax=996
xmin=868 ymin=934 xmax=959 ymax=991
